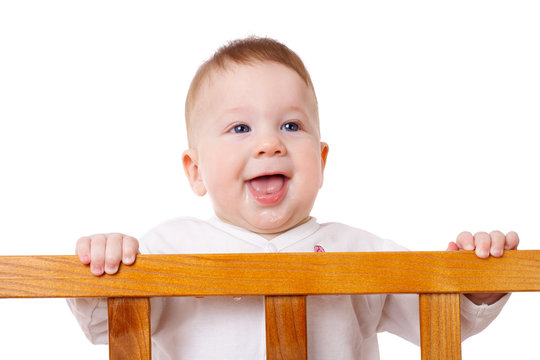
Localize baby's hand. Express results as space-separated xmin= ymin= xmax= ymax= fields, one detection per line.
xmin=76 ymin=233 xmax=139 ymax=276
xmin=447 ymin=230 xmax=519 ymax=258
xmin=447 ymin=230 xmax=520 ymax=305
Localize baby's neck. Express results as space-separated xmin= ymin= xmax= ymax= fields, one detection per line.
xmin=253 ymin=216 xmax=313 ymax=240
xmin=258 ymin=232 xmax=279 ymax=240
xmin=216 ymin=215 xmax=312 ymax=241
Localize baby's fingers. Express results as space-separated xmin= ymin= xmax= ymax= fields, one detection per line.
xmin=505 ymin=231 xmax=520 ymax=250
xmin=446 ymin=242 xmax=459 ymax=251
xmin=122 ymin=235 xmax=139 ymax=265
xmin=104 ymin=233 xmax=123 ymax=274
xmin=76 ymin=236 xmax=92 ymax=264
xmin=76 ymin=235 xmax=108 ymax=275
xmin=455 ymin=231 xmax=475 ymax=251
xmin=489 ymin=230 xmax=506 ymax=257
xmin=102 ymin=233 xmax=139 ymax=274
xmin=89 ymin=234 xmax=107 ymax=276
xmin=454 ymin=230 xmax=519 ymax=259
xmin=473 ymin=232 xmax=491 ymax=258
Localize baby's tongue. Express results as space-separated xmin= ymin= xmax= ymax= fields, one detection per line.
xmin=249 ymin=175 xmax=284 ymax=195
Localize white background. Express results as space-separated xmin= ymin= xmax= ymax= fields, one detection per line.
xmin=1 ymin=1 xmax=539 ymax=358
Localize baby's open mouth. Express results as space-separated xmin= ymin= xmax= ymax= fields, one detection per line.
xmin=249 ymin=174 xmax=286 ymax=194
xmin=247 ymin=174 xmax=288 ymax=204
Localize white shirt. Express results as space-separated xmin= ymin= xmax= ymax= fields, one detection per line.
xmin=68 ymin=217 xmax=508 ymax=359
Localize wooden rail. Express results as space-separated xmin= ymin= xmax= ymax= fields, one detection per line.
xmin=1 ymin=250 xmax=540 ymax=359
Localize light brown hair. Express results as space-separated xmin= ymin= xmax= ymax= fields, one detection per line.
xmin=185 ymin=37 xmax=317 ymax=145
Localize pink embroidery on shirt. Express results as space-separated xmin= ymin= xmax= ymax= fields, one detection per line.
xmin=314 ymin=245 xmax=325 ymax=253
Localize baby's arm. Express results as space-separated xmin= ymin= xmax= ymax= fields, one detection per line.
xmin=447 ymin=230 xmax=520 ymax=305
xmin=76 ymin=233 xmax=139 ymax=276
xmin=68 ymin=233 xmax=140 ymax=344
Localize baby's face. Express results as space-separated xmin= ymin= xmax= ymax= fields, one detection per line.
xmin=184 ymin=61 xmax=328 ymax=237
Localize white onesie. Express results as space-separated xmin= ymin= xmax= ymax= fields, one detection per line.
xmin=68 ymin=216 xmax=508 ymax=360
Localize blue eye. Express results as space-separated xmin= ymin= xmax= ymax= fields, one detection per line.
xmin=281 ymin=122 xmax=299 ymax=132
xmin=232 ymin=124 xmax=250 ymax=133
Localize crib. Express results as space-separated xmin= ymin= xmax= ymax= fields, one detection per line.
xmin=1 ymin=250 xmax=539 ymax=359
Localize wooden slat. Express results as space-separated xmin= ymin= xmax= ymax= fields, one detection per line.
xmin=108 ymin=297 xmax=151 ymax=360
xmin=265 ymin=296 xmax=307 ymax=360
xmin=1 ymin=251 xmax=540 ymax=298
xmin=419 ymin=294 xmax=461 ymax=360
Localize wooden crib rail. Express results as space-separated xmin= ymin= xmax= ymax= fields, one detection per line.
xmin=2 ymin=250 xmax=540 ymax=359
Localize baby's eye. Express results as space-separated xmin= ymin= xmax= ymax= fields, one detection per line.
xmin=231 ymin=124 xmax=251 ymax=133
xmin=281 ymin=122 xmax=300 ymax=132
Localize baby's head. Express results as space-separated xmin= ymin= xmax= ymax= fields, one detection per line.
xmin=182 ymin=37 xmax=329 ymax=238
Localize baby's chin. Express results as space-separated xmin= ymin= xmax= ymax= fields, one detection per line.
xmin=218 ymin=212 xmax=311 ymax=239
xmin=251 ymin=215 xmax=313 ymax=238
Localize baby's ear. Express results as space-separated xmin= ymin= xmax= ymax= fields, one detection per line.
xmin=319 ymin=142 xmax=329 ymax=188
xmin=320 ymin=142 xmax=329 ymax=170
xmin=182 ymin=149 xmax=207 ymax=196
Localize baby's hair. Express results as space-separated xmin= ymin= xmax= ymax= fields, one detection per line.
xmin=185 ymin=36 xmax=317 ymax=146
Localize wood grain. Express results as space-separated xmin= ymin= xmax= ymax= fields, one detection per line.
xmin=1 ymin=251 xmax=540 ymax=298
xmin=108 ymin=298 xmax=151 ymax=360
xmin=419 ymin=294 xmax=461 ymax=360
xmin=3 ymin=251 xmax=540 ymax=360
xmin=265 ymin=296 xmax=307 ymax=360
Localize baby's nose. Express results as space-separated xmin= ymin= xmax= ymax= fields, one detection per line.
xmin=253 ymin=135 xmax=287 ymax=158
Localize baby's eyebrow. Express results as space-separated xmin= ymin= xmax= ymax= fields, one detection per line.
xmin=217 ymin=104 xmax=314 ymax=125
xmin=284 ymin=105 xmax=307 ymax=113
xmin=218 ymin=106 xmax=252 ymax=120
xmin=283 ymin=106 xmax=310 ymax=119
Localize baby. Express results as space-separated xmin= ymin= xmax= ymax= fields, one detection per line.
xmin=69 ymin=37 xmax=519 ymax=359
